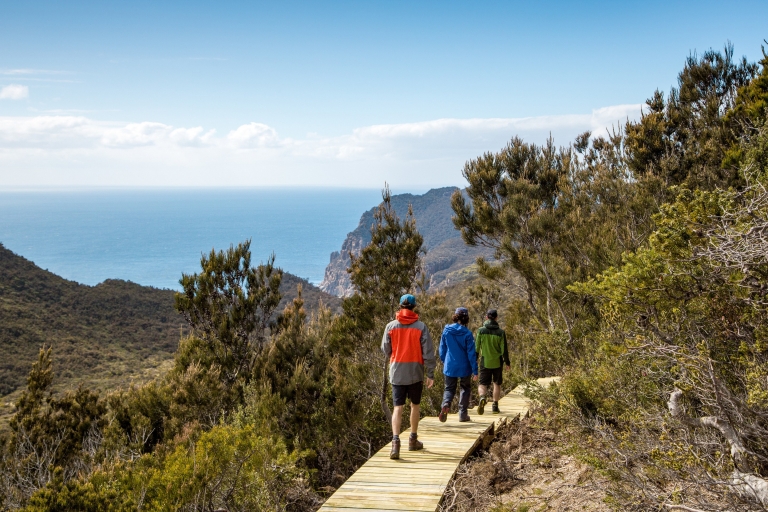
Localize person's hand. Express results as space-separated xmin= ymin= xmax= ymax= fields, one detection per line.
xmin=505 ymin=365 xmax=511 ymax=371
xmin=426 ymin=378 xmax=434 ymax=389
xmin=472 ymin=375 xmax=478 ymax=382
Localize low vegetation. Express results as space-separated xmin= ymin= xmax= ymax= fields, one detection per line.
xmin=1 ymin=42 xmax=767 ymax=511
xmin=0 ymin=247 xmax=339 ymax=428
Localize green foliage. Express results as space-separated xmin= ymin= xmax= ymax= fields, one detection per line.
xmin=0 ymin=244 xmax=181 ymax=406
xmin=24 ymin=423 xmax=314 ymax=512
xmin=550 ymin=130 xmax=768 ymax=508
xmin=451 ymin=44 xmax=768 ymax=509
xmin=451 ymin=130 xmax=650 ymax=374
xmin=175 ymin=239 xmax=283 ymax=386
xmin=348 ymin=184 xmax=425 ymax=320
xmin=625 ymin=43 xmax=758 ymax=191
xmin=2 ymin=348 xmax=107 ymax=508
xmin=146 ymin=423 xmax=311 ymax=511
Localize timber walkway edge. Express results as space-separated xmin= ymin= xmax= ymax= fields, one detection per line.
xmin=319 ymin=377 xmax=560 ymax=512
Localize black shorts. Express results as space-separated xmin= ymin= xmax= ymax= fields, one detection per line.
xmin=392 ymin=382 xmax=423 ymax=406
xmin=478 ymin=366 xmax=503 ymax=387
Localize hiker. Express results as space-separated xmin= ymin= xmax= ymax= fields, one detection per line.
xmin=381 ymin=293 xmax=436 ymax=460
xmin=438 ymin=307 xmax=478 ymax=423
xmin=475 ymin=309 xmax=510 ymax=414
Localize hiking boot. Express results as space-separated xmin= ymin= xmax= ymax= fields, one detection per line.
xmin=390 ymin=438 xmax=400 ymax=459
xmin=477 ymin=396 xmax=487 ymax=415
xmin=458 ymin=410 xmax=470 ymax=422
xmin=408 ymin=434 xmax=423 ymax=451
xmin=492 ymin=402 xmax=500 ymax=414
xmin=439 ymin=405 xmax=450 ymax=423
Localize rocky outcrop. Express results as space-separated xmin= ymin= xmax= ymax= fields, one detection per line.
xmin=319 ymin=234 xmax=366 ymax=297
xmin=319 ymin=187 xmax=493 ymax=297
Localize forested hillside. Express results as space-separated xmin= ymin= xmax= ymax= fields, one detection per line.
xmin=2 ymin=43 xmax=768 ymax=512
xmin=0 ymin=244 xmax=339 ymax=419
xmin=0 ymin=244 xmax=181 ymax=400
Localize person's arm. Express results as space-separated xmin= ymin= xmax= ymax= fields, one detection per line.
xmin=475 ymin=330 xmax=482 ymax=360
xmin=421 ymin=325 xmax=436 ymax=381
xmin=439 ymin=330 xmax=447 ymax=363
xmin=468 ymin=332 xmax=478 ymax=376
xmin=381 ymin=325 xmax=392 ymax=360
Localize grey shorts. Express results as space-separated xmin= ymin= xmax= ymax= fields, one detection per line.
xmin=392 ymin=381 xmax=423 ymax=406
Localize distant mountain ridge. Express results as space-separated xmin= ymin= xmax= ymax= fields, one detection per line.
xmin=320 ymin=187 xmax=492 ymax=296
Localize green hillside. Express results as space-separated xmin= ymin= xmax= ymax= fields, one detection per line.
xmin=0 ymin=244 xmax=340 ymax=408
xmin=0 ymin=244 xmax=181 ymax=400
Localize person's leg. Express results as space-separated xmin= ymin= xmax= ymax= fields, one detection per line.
xmin=392 ymin=405 xmax=404 ymax=436
xmin=408 ymin=383 xmax=424 ymax=450
xmin=391 ymin=385 xmax=407 ymax=459
xmin=442 ymin=376 xmax=458 ymax=408
xmin=492 ymin=368 xmax=503 ymax=413
xmin=440 ymin=376 xmax=457 ymax=422
xmin=458 ymin=376 xmax=471 ymax=412
xmin=458 ymin=376 xmax=471 ymax=421
xmin=478 ymin=367 xmax=490 ymax=415
xmin=410 ymin=403 xmax=420 ymax=433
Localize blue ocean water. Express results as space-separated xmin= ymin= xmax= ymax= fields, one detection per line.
xmin=0 ymin=188 xmax=384 ymax=290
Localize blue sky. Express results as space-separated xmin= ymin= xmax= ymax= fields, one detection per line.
xmin=1 ymin=0 xmax=767 ymax=189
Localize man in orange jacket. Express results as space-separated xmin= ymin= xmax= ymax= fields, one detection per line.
xmin=381 ymin=294 xmax=436 ymax=459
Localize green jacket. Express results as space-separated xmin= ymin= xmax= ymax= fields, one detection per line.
xmin=475 ymin=320 xmax=510 ymax=369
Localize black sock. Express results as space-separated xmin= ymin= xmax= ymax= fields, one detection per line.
xmin=410 ymin=432 xmax=418 ymax=439
xmin=393 ymin=434 xmax=400 ymax=441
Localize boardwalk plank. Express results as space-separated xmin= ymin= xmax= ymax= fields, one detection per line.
xmin=318 ymin=377 xmax=558 ymax=512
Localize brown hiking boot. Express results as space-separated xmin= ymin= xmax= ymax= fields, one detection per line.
xmin=390 ymin=438 xmax=400 ymax=459
xmin=408 ymin=434 xmax=423 ymax=451
xmin=439 ymin=405 xmax=449 ymax=422
xmin=492 ymin=401 xmax=500 ymax=414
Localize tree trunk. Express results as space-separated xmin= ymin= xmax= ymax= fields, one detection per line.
xmin=668 ymin=388 xmax=768 ymax=507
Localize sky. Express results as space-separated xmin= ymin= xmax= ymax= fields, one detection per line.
xmin=0 ymin=0 xmax=767 ymax=190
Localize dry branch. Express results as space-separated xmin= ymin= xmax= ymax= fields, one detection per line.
xmin=668 ymin=388 xmax=768 ymax=507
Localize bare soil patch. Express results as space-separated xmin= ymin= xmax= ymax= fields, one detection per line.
xmin=440 ymin=413 xmax=611 ymax=512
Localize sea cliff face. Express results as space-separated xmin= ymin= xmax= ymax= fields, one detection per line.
xmin=320 ymin=235 xmax=366 ymax=297
xmin=319 ymin=187 xmax=492 ymax=297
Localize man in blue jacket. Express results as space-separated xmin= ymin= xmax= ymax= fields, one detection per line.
xmin=438 ymin=307 xmax=478 ymax=422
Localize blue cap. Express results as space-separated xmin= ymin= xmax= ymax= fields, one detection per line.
xmin=455 ymin=307 xmax=469 ymax=315
xmin=399 ymin=294 xmax=416 ymax=307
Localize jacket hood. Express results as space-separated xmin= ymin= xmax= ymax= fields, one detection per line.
xmin=444 ymin=322 xmax=470 ymax=334
xmin=483 ymin=319 xmax=499 ymax=328
xmin=396 ymin=309 xmax=420 ymax=325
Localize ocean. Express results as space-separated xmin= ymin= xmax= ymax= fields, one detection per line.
xmin=0 ymin=188 xmax=385 ymax=290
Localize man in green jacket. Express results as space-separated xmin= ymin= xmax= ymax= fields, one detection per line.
xmin=475 ymin=309 xmax=510 ymax=414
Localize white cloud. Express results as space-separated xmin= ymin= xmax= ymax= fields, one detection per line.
xmin=227 ymin=122 xmax=282 ymax=148
xmin=0 ymin=104 xmax=643 ymax=188
xmin=0 ymin=84 xmax=29 ymax=100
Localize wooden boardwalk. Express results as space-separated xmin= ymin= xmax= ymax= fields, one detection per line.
xmin=320 ymin=377 xmax=559 ymax=512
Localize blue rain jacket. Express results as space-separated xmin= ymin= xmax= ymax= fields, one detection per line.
xmin=439 ymin=323 xmax=478 ymax=378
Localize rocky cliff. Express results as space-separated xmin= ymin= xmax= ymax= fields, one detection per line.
xmin=319 ymin=187 xmax=492 ymax=297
